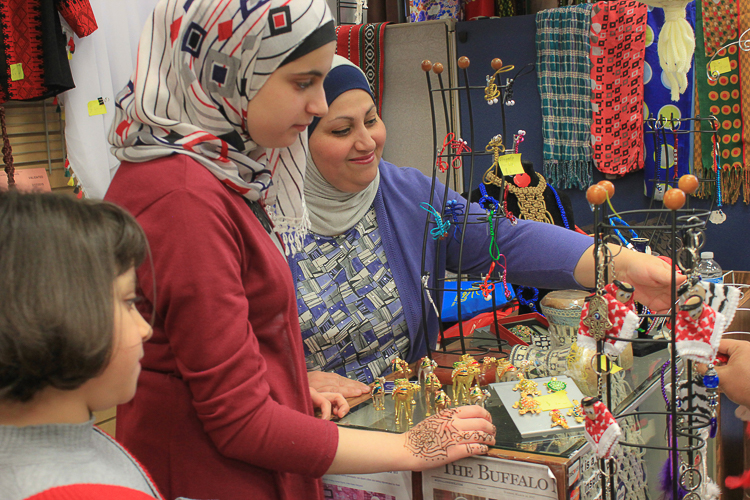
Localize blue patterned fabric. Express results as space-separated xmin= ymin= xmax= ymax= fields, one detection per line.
xmin=536 ymin=4 xmax=595 ymax=190
xmin=642 ymin=2 xmax=696 ymax=197
xmin=290 ymin=207 xmax=409 ymax=383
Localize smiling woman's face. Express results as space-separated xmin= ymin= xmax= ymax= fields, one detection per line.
xmin=308 ymin=89 xmax=386 ymax=193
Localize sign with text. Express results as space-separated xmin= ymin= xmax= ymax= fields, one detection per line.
xmin=423 ymin=456 xmax=558 ymax=500
xmin=0 ymin=168 xmax=52 ymax=192
xmin=323 ymin=471 xmax=412 ymax=500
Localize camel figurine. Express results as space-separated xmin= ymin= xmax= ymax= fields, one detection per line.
xmin=391 ymin=357 xmax=411 ymax=380
xmin=423 ymin=372 xmax=442 ymax=416
xmin=469 ymin=386 xmax=491 ymax=408
xmin=451 ymin=359 xmax=480 ymax=405
xmin=495 ymin=358 xmax=517 ymax=382
xmin=372 ymin=376 xmax=386 ymax=411
xmin=417 ymin=356 xmax=438 ymax=385
xmin=435 ymin=390 xmax=452 ymax=412
xmin=392 ymin=378 xmax=420 ymax=426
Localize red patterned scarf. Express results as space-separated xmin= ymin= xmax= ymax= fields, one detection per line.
xmin=335 ymin=23 xmax=389 ymax=115
xmin=589 ymin=0 xmax=648 ymax=176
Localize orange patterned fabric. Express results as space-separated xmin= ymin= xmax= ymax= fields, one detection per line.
xmin=702 ymin=0 xmax=738 ymax=56
xmin=738 ymin=0 xmax=750 ymax=201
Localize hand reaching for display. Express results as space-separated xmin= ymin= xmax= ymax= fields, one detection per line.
xmin=613 ymin=250 xmax=686 ymax=313
xmin=713 ymin=339 xmax=750 ymax=408
xmin=310 ymin=387 xmax=350 ymax=420
xmin=403 ymin=405 xmax=496 ymax=469
xmin=308 ymin=370 xmax=370 ymax=398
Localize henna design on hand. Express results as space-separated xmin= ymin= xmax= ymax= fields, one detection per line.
xmin=404 ymin=409 xmax=490 ymax=461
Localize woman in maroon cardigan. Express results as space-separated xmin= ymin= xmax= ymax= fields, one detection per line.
xmin=104 ymin=1 xmax=495 ymax=500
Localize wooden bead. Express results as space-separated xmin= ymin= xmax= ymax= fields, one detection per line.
xmin=597 ymin=180 xmax=615 ymax=199
xmin=458 ymin=56 xmax=470 ymax=69
xmin=678 ymin=174 xmax=699 ymax=195
xmin=663 ymin=188 xmax=686 ymax=210
xmin=432 ymin=62 xmax=444 ymax=74
xmin=421 ymin=60 xmax=433 ymax=72
xmin=586 ymin=185 xmax=607 ymax=205
xmin=491 ymin=58 xmax=503 ymax=70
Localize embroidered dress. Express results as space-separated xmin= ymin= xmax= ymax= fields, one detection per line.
xmin=290 ymin=207 xmax=410 ymax=383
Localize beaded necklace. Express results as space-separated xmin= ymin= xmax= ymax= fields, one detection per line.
xmin=505 ymin=172 xmax=554 ymax=224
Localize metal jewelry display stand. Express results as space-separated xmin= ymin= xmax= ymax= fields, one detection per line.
xmin=417 ymin=55 xmax=722 ymax=499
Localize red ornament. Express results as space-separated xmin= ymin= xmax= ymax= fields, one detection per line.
xmin=514 ymin=173 xmax=530 ymax=188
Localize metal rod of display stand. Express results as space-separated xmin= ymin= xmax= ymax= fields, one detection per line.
xmin=670 ymin=209 xmax=679 ymax=500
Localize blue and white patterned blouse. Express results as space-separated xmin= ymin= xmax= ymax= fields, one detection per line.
xmin=289 ymin=207 xmax=409 ymax=383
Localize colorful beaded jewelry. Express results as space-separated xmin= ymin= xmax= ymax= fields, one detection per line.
xmin=445 ymin=199 xmax=464 ymax=242
xmin=513 ymin=394 xmax=542 ymax=415
xmin=550 ymin=409 xmax=569 ymax=429
xmin=545 ymin=377 xmax=567 ymax=393
xmin=436 ymin=132 xmax=472 ymax=172
xmin=568 ymin=400 xmax=585 ymax=423
xmin=419 ymin=202 xmax=450 ymax=240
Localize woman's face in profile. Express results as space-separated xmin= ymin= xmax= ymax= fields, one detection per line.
xmin=309 ymin=89 xmax=386 ymax=193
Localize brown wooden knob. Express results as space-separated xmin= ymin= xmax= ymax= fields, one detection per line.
xmin=663 ymin=188 xmax=686 ymax=210
xmin=458 ymin=56 xmax=470 ymax=69
xmin=432 ymin=62 xmax=444 ymax=74
xmin=491 ymin=58 xmax=503 ymax=70
xmin=597 ymin=180 xmax=615 ymax=199
xmin=678 ymin=174 xmax=699 ymax=195
xmin=586 ymin=185 xmax=607 ymax=206
xmin=421 ymin=60 xmax=433 ymax=72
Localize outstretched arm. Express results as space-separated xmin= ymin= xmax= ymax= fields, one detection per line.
xmin=574 ymin=244 xmax=685 ymax=313
xmin=328 ymin=405 xmax=496 ymax=474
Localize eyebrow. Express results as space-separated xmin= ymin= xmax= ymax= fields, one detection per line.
xmin=329 ymin=104 xmax=377 ymax=123
xmin=291 ymin=70 xmax=325 ymax=78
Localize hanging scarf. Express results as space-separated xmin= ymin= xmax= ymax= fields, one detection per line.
xmin=305 ymin=55 xmax=380 ymax=236
xmin=694 ymin=0 xmax=747 ymax=204
xmin=590 ymin=0 xmax=648 ymax=176
xmin=334 ymin=23 xmax=389 ymax=116
xmin=108 ymin=0 xmax=334 ymax=254
xmin=643 ymin=2 xmax=695 ymax=197
xmin=536 ymin=4 xmax=595 ymax=190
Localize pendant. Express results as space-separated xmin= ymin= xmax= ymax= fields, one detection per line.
xmin=709 ymin=209 xmax=726 ymax=224
xmin=582 ymin=293 xmax=612 ymax=341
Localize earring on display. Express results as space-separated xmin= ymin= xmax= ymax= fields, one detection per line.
xmin=484 ymin=58 xmax=515 ymax=106
xmin=504 ymin=78 xmax=515 ymax=106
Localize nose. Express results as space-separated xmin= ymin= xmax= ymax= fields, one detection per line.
xmin=137 ymin=310 xmax=153 ymax=342
xmin=307 ymin=84 xmax=328 ymax=118
xmin=354 ymin=126 xmax=376 ymax=152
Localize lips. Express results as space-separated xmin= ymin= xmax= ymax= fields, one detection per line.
xmin=349 ymin=152 xmax=376 ymax=164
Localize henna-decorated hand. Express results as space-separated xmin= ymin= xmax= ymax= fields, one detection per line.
xmin=403 ymin=405 xmax=495 ymax=469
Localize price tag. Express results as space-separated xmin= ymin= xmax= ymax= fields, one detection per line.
xmin=599 ymin=356 xmax=622 ymax=374
xmin=10 ymin=63 xmax=24 ymax=81
xmin=710 ymin=57 xmax=731 ymax=76
xmin=87 ymin=98 xmax=107 ymax=116
xmin=496 ymin=153 xmax=525 ymax=176
xmin=535 ymin=391 xmax=573 ymax=411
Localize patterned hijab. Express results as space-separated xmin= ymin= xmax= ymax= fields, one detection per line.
xmin=108 ymin=0 xmax=334 ymax=254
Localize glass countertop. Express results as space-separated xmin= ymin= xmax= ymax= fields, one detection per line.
xmin=337 ymin=335 xmax=671 ymax=460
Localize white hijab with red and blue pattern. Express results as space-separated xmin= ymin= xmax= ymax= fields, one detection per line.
xmin=109 ymin=0 xmax=333 ymax=254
